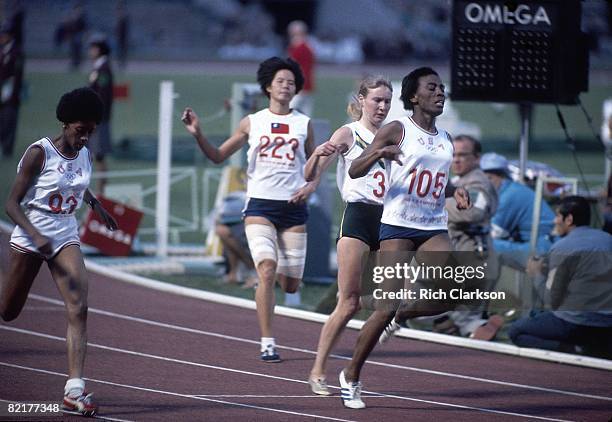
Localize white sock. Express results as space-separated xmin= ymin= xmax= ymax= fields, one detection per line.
xmin=261 ymin=337 xmax=276 ymax=352
xmin=64 ymin=378 xmax=85 ymax=398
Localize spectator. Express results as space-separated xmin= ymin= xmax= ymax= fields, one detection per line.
xmin=602 ymin=99 xmax=612 ymax=234
xmin=443 ymin=135 xmax=502 ymax=340
xmin=604 ymin=172 xmax=612 ymax=234
xmin=115 ymin=0 xmax=129 ymax=69
xmin=287 ymin=20 xmax=315 ymax=116
xmin=61 ymin=2 xmax=88 ymax=71
xmin=215 ymin=191 xmax=256 ymax=287
xmin=87 ymin=36 xmax=113 ymax=194
xmin=481 ymin=152 xmax=555 ymax=271
xmin=509 ymin=196 xmax=612 ymax=357
xmin=0 ymin=23 xmax=24 ymax=158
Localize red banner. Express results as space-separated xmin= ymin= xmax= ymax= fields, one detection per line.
xmin=80 ymin=196 xmax=143 ymax=256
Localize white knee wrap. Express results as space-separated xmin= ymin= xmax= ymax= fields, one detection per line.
xmin=277 ymin=231 xmax=307 ymax=279
xmin=245 ymin=224 xmax=277 ymax=266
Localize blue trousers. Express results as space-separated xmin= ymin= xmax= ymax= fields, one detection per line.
xmin=508 ymin=311 xmax=612 ymax=355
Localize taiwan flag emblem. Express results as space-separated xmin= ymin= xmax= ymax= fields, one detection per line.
xmin=271 ymin=123 xmax=289 ymax=134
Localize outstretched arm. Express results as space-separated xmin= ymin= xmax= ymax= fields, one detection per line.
xmin=182 ymin=107 xmax=249 ymax=164
xmin=304 ymin=126 xmax=351 ymax=182
xmin=348 ymin=121 xmax=403 ymax=179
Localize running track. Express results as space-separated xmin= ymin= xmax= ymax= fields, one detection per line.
xmin=0 ymin=240 xmax=610 ymax=421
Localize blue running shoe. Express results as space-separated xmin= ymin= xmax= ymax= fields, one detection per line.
xmin=261 ymin=347 xmax=281 ymax=363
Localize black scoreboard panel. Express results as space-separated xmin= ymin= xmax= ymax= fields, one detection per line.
xmin=451 ymin=0 xmax=588 ymax=104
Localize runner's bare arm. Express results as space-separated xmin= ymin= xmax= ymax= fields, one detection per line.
xmin=348 ymin=121 xmax=403 ymax=178
xmin=182 ymin=107 xmax=249 ymax=163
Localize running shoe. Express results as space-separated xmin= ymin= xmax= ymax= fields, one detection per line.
xmin=339 ymin=370 xmax=365 ymax=409
xmin=308 ymin=376 xmax=331 ymax=396
xmin=63 ymin=392 xmax=98 ymax=416
xmin=260 ymin=347 xmax=281 ymax=363
xmin=378 ymin=319 xmax=401 ymax=344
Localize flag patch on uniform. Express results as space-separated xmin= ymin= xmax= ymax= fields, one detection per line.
xmin=271 ymin=123 xmax=289 ymax=134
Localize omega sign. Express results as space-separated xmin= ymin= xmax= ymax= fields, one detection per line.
xmin=80 ymin=196 xmax=143 ymax=256
xmin=464 ymin=2 xmax=551 ymax=26
xmin=87 ymin=219 xmax=132 ymax=245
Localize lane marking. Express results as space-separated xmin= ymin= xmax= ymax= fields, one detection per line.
xmin=27 ymin=293 xmax=612 ymax=403
xmin=1 ymin=326 xmax=578 ymax=422
xmin=82 ymin=258 xmax=612 ymax=371
xmin=0 ymin=361 xmax=355 ymax=422
xmin=191 ymin=395 xmax=342 ymax=398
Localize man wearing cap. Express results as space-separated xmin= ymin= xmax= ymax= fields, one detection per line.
xmin=87 ymin=36 xmax=113 ymax=194
xmin=480 ymin=152 xmax=555 ymax=271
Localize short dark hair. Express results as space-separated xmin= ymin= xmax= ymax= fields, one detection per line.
xmin=256 ymin=57 xmax=304 ymax=98
xmin=90 ymin=39 xmax=111 ymax=56
xmin=400 ymin=67 xmax=438 ymax=111
xmin=56 ymin=87 xmax=104 ymax=124
xmin=557 ymin=195 xmax=591 ymax=227
xmin=453 ymin=134 xmax=482 ymax=155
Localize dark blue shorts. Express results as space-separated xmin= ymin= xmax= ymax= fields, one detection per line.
xmin=379 ymin=223 xmax=447 ymax=248
xmin=243 ymin=197 xmax=308 ymax=230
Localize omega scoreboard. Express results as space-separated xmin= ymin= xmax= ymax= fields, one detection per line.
xmin=451 ymin=0 xmax=588 ymax=104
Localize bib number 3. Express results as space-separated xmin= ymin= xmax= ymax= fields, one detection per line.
xmin=372 ymin=171 xmax=385 ymax=198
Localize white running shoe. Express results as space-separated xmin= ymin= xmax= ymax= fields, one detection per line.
xmin=339 ymin=370 xmax=365 ymax=409
xmin=308 ymin=376 xmax=331 ymax=396
xmin=379 ymin=319 xmax=401 ymax=344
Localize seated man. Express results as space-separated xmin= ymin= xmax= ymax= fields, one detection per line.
xmin=480 ymin=152 xmax=556 ymax=271
xmin=215 ymin=191 xmax=256 ymax=287
xmin=508 ymin=196 xmax=612 ymax=357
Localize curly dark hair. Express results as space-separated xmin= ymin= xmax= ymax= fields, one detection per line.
xmin=56 ymin=87 xmax=104 ymax=124
xmin=400 ymin=67 xmax=438 ymax=111
xmin=256 ymin=57 xmax=304 ymax=98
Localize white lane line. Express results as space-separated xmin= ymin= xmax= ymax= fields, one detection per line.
xmin=28 ymin=293 xmax=612 ymax=403
xmin=0 ymin=326 xmax=577 ymax=422
xmin=191 ymin=395 xmax=342 ymax=398
xmin=0 ymin=397 xmax=135 ymax=422
xmin=0 ymin=361 xmax=355 ymax=422
xmin=22 ymin=306 xmax=64 ymax=311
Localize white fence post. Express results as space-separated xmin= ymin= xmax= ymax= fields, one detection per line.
xmin=156 ymin=81 xmax=174 ymax=258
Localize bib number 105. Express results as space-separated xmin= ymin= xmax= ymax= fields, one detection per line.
xmin=407 ymin=169 xmax=445 ymax=199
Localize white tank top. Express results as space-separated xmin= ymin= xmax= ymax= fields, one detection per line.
xmin=381 ymin=116 xmax=453 ymax=230
xmin=336 ymin=121 xmax=385 ymax=204
xmin=18 ymin=137 xmax=92 ymax=215
xmin=246 ymin=108 xmax=309 ymax=200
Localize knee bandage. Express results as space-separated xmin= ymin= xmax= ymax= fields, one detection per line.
xmin=277 ymin=231 xmax=307 ymax=279
xmin=245 ymin=224 xmax=278 ymax=266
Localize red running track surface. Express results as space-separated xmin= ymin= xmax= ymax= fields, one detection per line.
xmin=0 ymin=239 xmax=610 ymax=421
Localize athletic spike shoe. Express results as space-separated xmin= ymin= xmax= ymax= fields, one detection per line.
xmin=339 ymin=370 xmax=365 ymax=409
xmin=260 ymin=346 xmax=281 ymax=363
xmin=379 ymin=319 xmax=401 ymax=344
xmin=308 ymin=376 xmax=331 ymax=396
xmin=63 ymin=392 xmax=98 ymax=416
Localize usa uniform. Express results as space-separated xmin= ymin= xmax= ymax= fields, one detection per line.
xmin=243 ymin=108 xmax=310 ymax=228
xmin=10 ymin=137 xmax=92 ymax=258
xmin=380 ymin=116 xmax=453 ymax=243
xmin=336 ymin=121 xmax=385 ymax=250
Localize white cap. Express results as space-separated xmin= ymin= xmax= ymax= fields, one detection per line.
xmin=480 ymin=152 xmax=509 ymax=174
